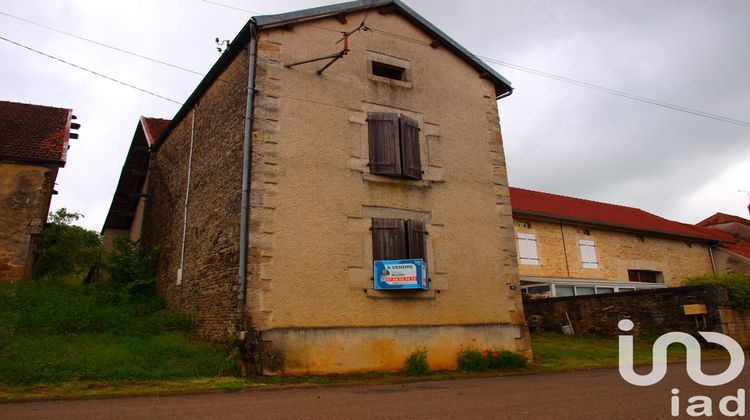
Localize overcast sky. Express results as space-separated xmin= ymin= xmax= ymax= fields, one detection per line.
xmin=1 ymin=0 xmax=748 ymax=231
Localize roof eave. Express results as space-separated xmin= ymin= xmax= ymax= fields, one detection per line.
xmin=254 ymin=0 xmax=512 ymax=97
xmin=512 ymin=209 xmax=724 ymax=243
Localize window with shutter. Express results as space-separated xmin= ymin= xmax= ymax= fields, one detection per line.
xmin=372 ymin=218 xmax=427 ymax=262
xmin=371 ymin=218 xmax=407 ymax=261
xmin=399 ymin=115 xmax=422 ymax=180
xmin=579 ymin=239 xmax=598 ymax=269
xmin=367 ymin=112 xmax=421 ymax=179
xmin=517 ymin=233 xmax=539 ymax=265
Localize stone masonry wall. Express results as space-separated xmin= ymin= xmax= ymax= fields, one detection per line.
xmin=142 ymin=49 xmax=249 ymax=342
xmin=524 ymin=285 xmax=728 ymax=337
xmin=0 ymin=163 xmax=56 ymax=282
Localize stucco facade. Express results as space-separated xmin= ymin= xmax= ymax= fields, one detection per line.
xmin=138 ymin=3 xmax=526 ymax=374
xmin=0 ymin=163 xmax=57 ymax=281
xmin=513 ymin=218 xmax=714 ymax=288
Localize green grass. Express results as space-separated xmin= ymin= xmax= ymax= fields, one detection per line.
xmin=531 ymin=332 xmax=730 ymax=370
xmin=0 ymin=283 xmax=234 ymax=386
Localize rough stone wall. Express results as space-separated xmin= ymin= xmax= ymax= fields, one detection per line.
xmin=141 ymin=49 xmax=249 ymax=341
xmin=0 ymin=162 xmax=56 ymax=282
xmin=524 ymin=285 xmax=728 ymax=336
xmin=721 ymin=308 xmax=750 ymax=347
xmin=514 ymin=219 xmax=714 ymax=286
xmin=246 ymin=9 xmax=529 ymax=367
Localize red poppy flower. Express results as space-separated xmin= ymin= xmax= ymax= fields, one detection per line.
xmin=471 ymin=338 xmax=477 ymax=342
xmin=481 ymin=350 xmax=488 ymax=355
xmin=492 ymin=352 xmax=499 ymax=357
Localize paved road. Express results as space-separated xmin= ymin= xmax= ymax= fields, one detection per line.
xmin=3 ymin=360 xmax=746 ymax=419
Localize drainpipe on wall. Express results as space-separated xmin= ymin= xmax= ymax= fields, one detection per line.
xmin=709 ymin=243 xmax=719 ymax=275
xmin=238 ymin=23 xmax=258 ymax=303
xmin=177 ymin=108 xmax=197 ymax=285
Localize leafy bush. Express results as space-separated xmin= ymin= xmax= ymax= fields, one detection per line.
xmin=104 ymin=237 xmax=160 ymax=304
xmin=683 ymin=272 xmax=750 ymax=309
xmin=457 ymin=348 xmax=488 ymax=372
xmin=404 ymin=348 xmax=429 ymax=376
xmin=457 ymin=345 xmax=527 ymax=372
xmin=36 ymin=208 xmax=101 ymax=282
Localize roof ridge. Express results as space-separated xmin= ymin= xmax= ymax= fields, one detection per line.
xmin=509 ymin=186 xmax=649 ymax=213
xmin=0 ymin=99 xmax=71 ymax=112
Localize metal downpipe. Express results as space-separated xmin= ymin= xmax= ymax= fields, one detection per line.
xmin=238 ymin=24 xmax=258 ymax=302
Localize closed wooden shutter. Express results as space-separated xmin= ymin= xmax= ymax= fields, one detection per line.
xmin=517 ymin=233 xmax=539 ymax=265
xmin=372 ymin=218 xmax=407 ymax=261
xmin=367 ymin=112 xmax=401 ymax=175
xmin=399 ymin=115 xmax=422 ymax=179
xmin=406 ymin=220 xmax=427 ymax=261
xmin=579 ymin=239 xmax=598 ymax=269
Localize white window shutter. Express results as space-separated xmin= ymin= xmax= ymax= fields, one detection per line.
xmin=517 ymin=233 xmax=539 ymax=265
xmin=579 ymin=239 xmax=598 ymax=269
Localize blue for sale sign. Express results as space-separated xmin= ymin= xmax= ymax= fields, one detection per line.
xmin=373 ymin=259 xmax=428 ymax=290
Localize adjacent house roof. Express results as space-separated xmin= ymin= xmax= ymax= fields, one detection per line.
xmin=154 ymin=0 xmax=512 ymax=152
xmin=721 ymin=239 xmax=750 ymax=260
xmin=0 ymin=100 xmax=73 ymax=166
xmin=509 ymin=187 xmax=725 ymax=242
xmin=697 ymin=212 xmax=750 ymax=228
xmin=102 ymin=117 xmax=170 ymax=232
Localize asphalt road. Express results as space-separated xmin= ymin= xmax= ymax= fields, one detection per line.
xmin=3 ymin=360 xmax=747 ymax=419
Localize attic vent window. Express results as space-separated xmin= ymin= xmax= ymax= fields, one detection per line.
xmin=372 ymin=61 xmax=405 ymax=81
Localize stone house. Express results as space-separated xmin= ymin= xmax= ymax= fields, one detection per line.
xmin=509 ymin=187 xmax=728 ymax=298
xmin=696 ymin=213 xmax=750 ymax=275
xmin=105 ymin=0 xmax=527 ymax=374
xmin=0 ymin=100 xmax=77 ymax=282
xmin=102 ymin=116 xmax=170 ymax=253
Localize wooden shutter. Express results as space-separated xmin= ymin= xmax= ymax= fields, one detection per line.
xmin=399 ymin=115 xmax=422 ymax=179
xmin=517 ymin=233 xmax=539 ymax=265
xmin=579 ymin=239 xmax=598 ymax=269
xmin=367 ymin=112 xmax=401 ymax=175
xmin=372 ymin=218 xmax=407 ymax=261
xmin=406 ymin=220 xmax=427 ymax=262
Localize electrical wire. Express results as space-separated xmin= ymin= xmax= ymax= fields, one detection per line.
xmin=0 ymin=35 xmax=183 ymax=105
xmin=366 ymin=27 xmax=750 ymax=128
xmin=0 ymin=10 xmax=205 ymax=76
xmin=199 ymin=0 xmax=341 ymax=33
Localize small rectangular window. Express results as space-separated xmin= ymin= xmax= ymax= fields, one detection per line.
xmin=372 ymin=61 xmax=405 ymax=81
xmin=518 ymin=221 xmax=531 ymax=229
xmin=517 ymin=233 xmax=539 ymax=265
xmin=578 ymin=239 xmax=598 ymax=269
xmin=628 ymin=270 xmax=661 ymax=283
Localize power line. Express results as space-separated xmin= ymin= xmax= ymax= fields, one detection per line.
xmin=0 ymin=10 xmax=205 ymax=76
xmin=199 ymin=0 xmax=341 ymax=33
xmin=366 ymin=27 xmax=750 ymax=128
xmin=0 ymin=35 xmax=183 ymax=105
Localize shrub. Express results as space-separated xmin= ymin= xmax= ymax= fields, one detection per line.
xmin=683 ymin=272 xmax=750 ymax=309
xmin=457 ymin=345 xmax=527 ymax=372
xmin=36 ymin=208 xmax=101 ymax=283
xmin=487 ymin=350 xmax=527 ymax=370
xmin=404 ymin=348 xmax=429 ymax=376
xmin=104 ymin=237 xmax=159 ymax=304
xmin=457 ymin=349 xmax=488 ymax=372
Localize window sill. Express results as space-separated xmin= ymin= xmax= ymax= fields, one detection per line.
xmin=366 ymin=289 xmax=437 ymax=299
xmin=361 ymin=172 xmax=436 ymax=187
xmin=368 ymin=74 xmax=412 ymax=89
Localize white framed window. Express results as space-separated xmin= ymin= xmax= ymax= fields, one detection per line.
xmin=517 ymin=233 xmax=539 ymax=265
xmin=578 ymin=239 xmax=598 ymax=269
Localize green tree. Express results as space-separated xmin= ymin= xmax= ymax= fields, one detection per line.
xmin=683 ymin=272 xmax=750 ymax=309
xmin=36 ymin=208 xmax=101 ymax=282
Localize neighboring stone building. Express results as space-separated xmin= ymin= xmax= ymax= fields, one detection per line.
xmin=0 ymin=100 xmax=77 ymax=282
xmin=102 ymin=116 xmax=170 ymax=252
xmin=509 ymin=187 xmax=726 ymax=298
xmin=697 ymin=213 xmax=750 ymax=275
xmin=107 ymin=0 xmax=527 ymax=374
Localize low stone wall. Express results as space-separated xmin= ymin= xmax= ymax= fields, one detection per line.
xmin=524 ymin=285 xmax=730 ymax=337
